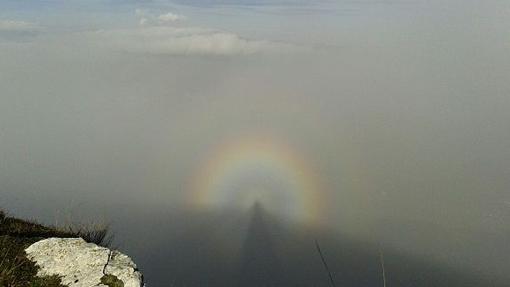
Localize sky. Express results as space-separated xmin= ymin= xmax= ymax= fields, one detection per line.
xmin=1 ymin=0 xmax=510 ymax=284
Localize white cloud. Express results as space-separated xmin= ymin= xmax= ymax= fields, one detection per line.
xmin=135 ymin=10 xmax=187 ymax=27
xmin=139 ymin=17 xmax=148 ymax=26
xmin=135 ymin=9 xmax=146 ymax=18
xmin=158 ymin=12 xmax=187 ymax=24
xmin=91 ymin=26 xmax=299 ymax=55
xmin=8 ymin=11 xmax=302 ymax=56
xmin=82 ymin=10 xmax=302 ymax=56
xmin=0 ymin=20 xmax=42 ymax=42
xmin=0 ymin=20 xmax=40 ymax=32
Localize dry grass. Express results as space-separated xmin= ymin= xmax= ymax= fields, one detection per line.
xmin=59 ymin=223 xmax=114 ymax=248
xmin=0 ymin=209 xmax=114 ymax=286
xmin=0 ymin=210 xmax=113 ymax=248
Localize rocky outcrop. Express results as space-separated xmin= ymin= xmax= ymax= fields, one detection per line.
xmin=25 ymin=238 xmax=143 ymax=287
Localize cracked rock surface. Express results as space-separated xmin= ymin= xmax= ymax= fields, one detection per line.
xmin=25 ymin=238 xmax=143 ymax=287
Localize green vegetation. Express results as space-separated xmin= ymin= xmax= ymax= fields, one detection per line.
xmin=100 ymin=274 xmax=124 ymax=287
xmin=0 ymin=210 xmax=113 ymax=287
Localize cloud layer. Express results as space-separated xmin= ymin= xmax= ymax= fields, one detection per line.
xmin=0 ymin=9 xmax=303 ymax=56
xmin=83 ymin=10 xmax=303 ymax=56
xmin=91 ymin=25 xmax=297 ymax=55
xmin=0 ymin=19 xmax=41 ymax=41
xmin=0 ymin=20 xmax=39 ymax=32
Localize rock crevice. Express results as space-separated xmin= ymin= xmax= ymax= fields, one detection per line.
xmin=102 ymin=250 xmax=113 ymax=276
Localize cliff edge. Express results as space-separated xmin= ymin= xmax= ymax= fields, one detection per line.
xmin=0 ymin=210 xmax=144 ymax=287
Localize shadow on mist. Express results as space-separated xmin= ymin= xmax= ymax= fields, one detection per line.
xmin=112 ymin=204 xmax=508 ymax=287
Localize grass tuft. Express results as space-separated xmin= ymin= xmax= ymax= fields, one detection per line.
xmin=59 ymin=223 xmax=114 ymax=248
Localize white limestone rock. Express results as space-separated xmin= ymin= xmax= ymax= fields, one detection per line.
xmin=106 ymin=251 xmax=143 ymax=287
xmin=25 ymin=238 xmax=143 ymax=287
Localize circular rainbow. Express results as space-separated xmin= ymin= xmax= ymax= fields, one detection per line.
xmin=187 ymin=135 xmax=326 ymax=224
